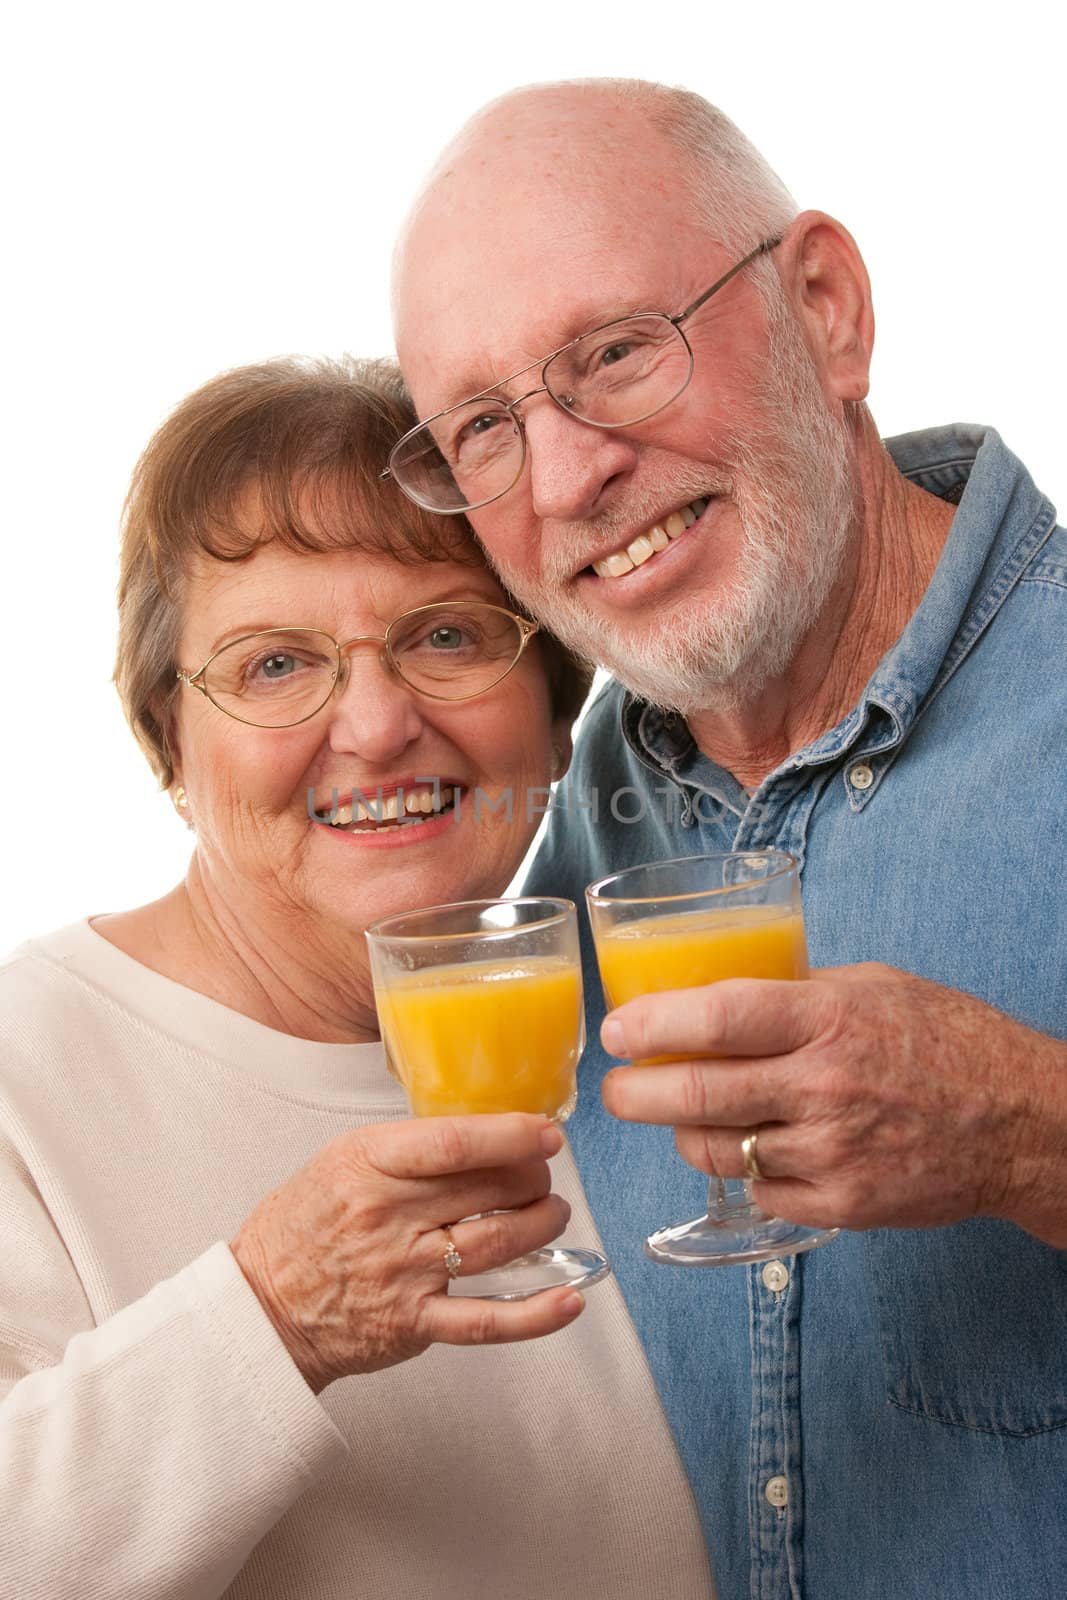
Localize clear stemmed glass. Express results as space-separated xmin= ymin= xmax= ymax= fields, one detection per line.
xmin=586 ymin=852 xmax=839 ymax=1267
xmin=366 ymin=897 xmax=611 ymax=1299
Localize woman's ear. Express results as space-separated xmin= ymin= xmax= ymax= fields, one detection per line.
xmin=170 ymin=776 xmax=194 ymax=827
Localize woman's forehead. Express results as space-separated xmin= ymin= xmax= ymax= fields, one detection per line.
xmin=182 ymin=543 xmax=507 ymax=645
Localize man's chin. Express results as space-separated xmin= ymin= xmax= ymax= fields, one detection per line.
xmin=577 ymin=631 xmax=760 ymax=717
xmin=530 ymin=591 xmax=762 ymax=714
xmin=606 ymin=660 xmax=759 ymax=718
xmin=502 ymin=559 xmax=786 ymax=714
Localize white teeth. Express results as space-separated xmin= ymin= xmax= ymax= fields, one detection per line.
xmin=626 ymin=533 xmax=657 ymax=569
xmin=594 ymin=550 xmax=637 ymax=578
xmin=325 ymin=784 xmax=459 ymax=828
xmin=591 ymin=497 xmax=711 ymax=580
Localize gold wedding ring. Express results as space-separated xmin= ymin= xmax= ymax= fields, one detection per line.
xmin=741 ymin=1131 xmax=765 ymax=1182
xmin=442 ymin=1225 xmax=463 ymax=1279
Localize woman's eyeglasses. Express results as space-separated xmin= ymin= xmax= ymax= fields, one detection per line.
xmin=175 ymin=601 xmax=540 ymax=728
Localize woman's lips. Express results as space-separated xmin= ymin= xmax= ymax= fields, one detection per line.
xmin=315 ymin=804 xmax=461 ymax=849
xmin=312 ymin=785 xmax=465 ymax=850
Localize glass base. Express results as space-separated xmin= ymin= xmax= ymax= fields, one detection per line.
xmin=449 ymin=1246 xmax=611 ymax=1301
xmin=646 ymin=1210 xmax=839 ymax=1267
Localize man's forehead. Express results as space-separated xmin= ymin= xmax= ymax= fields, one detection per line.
xmin=396 ymin=154 xmax=724 ymax=414
xmin=426 ymin=284 xmax=670 ymax=411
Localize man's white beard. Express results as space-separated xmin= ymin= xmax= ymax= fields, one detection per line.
xmin=490 ymin=300 xmax=857 ymax=717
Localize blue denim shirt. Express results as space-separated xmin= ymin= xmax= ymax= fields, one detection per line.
xmin=526 ymin=425 xmax=1067 ymax=1600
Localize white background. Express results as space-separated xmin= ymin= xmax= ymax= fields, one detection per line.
xmin=3 ymin=1 xmax=1063 ymax=953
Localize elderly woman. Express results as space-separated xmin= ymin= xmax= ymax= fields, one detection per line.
xmin=0 ymin=358 xmax=714 ymax=1599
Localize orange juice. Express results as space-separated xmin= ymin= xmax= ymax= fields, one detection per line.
xmin=376 ymin=955 xmax=583 ymax=1118
xmin=595 ymin=906 xmax=807 ymax=1051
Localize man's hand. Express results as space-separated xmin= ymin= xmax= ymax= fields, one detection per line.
xmin=600 ymin=964 xmax=1067 ymax=1248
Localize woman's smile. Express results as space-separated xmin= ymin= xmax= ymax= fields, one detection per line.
xmin=174 ymin=541 xmax=567 ymax=942
xmin=311 ymin=779 xmax=464 ymax=848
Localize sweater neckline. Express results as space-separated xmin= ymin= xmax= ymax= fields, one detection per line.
xmin=24 ymin=919 xmax=407 ymax=1107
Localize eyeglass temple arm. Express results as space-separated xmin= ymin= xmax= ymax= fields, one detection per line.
xmin=672 ymin=237 xmax=783 ymax=328
xmin=176 ymin=667 xmax=211 ymax=695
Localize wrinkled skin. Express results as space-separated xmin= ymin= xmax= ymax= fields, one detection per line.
xmin=600 ymin=965 xmax=1067 ymax=1247
xmin=231 ymin=1115 xmax=580 ymax=1393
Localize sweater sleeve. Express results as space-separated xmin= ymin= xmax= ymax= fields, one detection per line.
xmin=0 ymin=1138 xmax=346 ymax=1600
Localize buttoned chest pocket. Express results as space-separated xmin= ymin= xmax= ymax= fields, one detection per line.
xmin=863 ymin=1221 xmax=1067 ymax=1436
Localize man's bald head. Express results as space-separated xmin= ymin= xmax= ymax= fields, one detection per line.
xmin=393 ymin=79 xmax=796 ymax=323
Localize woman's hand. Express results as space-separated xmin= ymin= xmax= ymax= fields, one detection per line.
xmin=230 ymin=1114 xmax=581 ymax=1392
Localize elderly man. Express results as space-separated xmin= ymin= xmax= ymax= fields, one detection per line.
xmin=391 ymin=79 xmax=1067 ymax=1600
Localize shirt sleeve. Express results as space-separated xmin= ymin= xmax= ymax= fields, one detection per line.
xmin=0 ymin=1140 xmax=346 ymax=1600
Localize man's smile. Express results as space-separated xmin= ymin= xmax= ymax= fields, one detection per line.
xmin=583 ymin=495 xmax=714 ymax=580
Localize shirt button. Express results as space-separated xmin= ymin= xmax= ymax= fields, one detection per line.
xmin=764 ymin=1476 xmax=789 ymax=1508
xmin=849 ymin=762 xmax=874 ymax=790
xmin=761 ymin=1260 xmax=790 ymax=1292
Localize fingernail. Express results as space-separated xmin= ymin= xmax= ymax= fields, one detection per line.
xmin=540 ymin=1125 xmax=564 ymax=1156
xmin=561 ymin=1292 xmax=584 ymax=1319
xmin=600 ymin=1016 xmax=624 ymax=1054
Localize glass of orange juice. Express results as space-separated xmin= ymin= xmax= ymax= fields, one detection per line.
xmin=366 ymin=897 xmax=610 ymax=1299
xmin=586 ymin=852 xmax=839 ymax=1266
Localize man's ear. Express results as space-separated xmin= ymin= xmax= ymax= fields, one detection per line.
xmin=778 ymin=210 xmax=875 ymax=405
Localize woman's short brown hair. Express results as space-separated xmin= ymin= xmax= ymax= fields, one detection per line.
xmin=115 ymin=355 xmax=593 ymax=787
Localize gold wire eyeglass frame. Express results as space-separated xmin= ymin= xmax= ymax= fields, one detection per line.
xmin=383 ymin=237 xmax=783 ymax=513
xmin=175 ymin=602 xmax=541 ymax=728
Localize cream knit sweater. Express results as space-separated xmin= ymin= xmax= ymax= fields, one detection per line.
xmin=0 ymin=922 xmax=715 ymax=1599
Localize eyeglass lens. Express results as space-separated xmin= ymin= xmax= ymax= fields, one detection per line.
xmin=200 ymin=606 xmax=527 ymax=725
xmin=393 ymin=314 xmax=692 ymax=513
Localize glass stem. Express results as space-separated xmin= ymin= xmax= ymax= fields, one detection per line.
xmin=706 ymin=1176 xmax=758 ymax=1220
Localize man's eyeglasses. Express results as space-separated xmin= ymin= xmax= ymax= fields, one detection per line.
xmin=175 ymin=602 xmax=540 ymax=728
xmin=384 ymin=237 xmax=782 ymax=515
